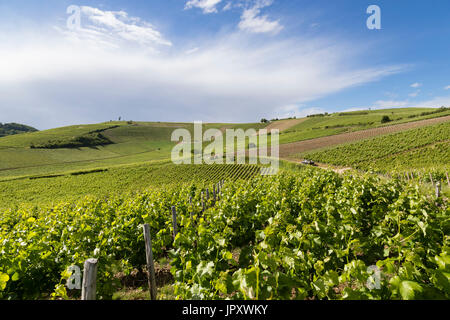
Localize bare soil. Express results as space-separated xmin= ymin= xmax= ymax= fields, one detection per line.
xmin=264 ymin=118 xmax=306 ymax=132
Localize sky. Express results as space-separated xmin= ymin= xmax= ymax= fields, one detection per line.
xmin=1 ymin=0 xmax=450 ymax=130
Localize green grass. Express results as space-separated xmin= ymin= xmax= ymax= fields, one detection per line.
xmin=278 ymin=107 xmax=450 ymax=144
xmin=302 ymin=121 xmax=450 ymax=173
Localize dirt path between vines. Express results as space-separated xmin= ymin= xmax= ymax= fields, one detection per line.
xmin=279 ymin=115 xmax=450 ymax=159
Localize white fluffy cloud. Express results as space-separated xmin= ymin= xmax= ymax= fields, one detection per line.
xmin=238 ymin=0 xmax=283 ymax=34
xmin=444 ymin=85 xmax=450 ymax=90
xmin=185 ymin=0 xmax=223 ymax=14
xmin=185 ymin=0 xmax=283 ymax=34
xmin=58 ymin=6 xmax=172 ymax=50
xmin=410 ymin=82 xmax=422 ymax=88
xmin=0 ymin=7 xmax=403 ymax=129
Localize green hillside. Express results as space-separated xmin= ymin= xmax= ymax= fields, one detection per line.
xmin=0 ymin=121 xmax=265 ymax=180
xmin=278 ymin=107 xmax=450 ymax=144
xmin=302 ymin=121 xmax=450 ymax=174
xmin=0 ymin=109 xmax=449 ymax=198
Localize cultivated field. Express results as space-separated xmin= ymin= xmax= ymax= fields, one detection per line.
xmin=302 ymin=121 xmax=450 ymax=173
xmin=280 ymin=114 xmax=450 ymax=158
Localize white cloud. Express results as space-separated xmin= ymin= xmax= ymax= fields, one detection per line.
xmin=412 ymin=97 xmax=450 ymax=108
xmin=185 ymin=0 xmax=223 ymax=14
xmin=223 ymin=2 xmax=233 ymax=11
xmin=277 ymin=105 xmax=325 ymax=119
xmin=185 ymin=47 xmax=200 ymax=55
xmin=444 ymin=85 xmax=450 ymax=90
xmin=185 ymin=0 xmax=283 ymax=34
xmin=372 ymin=100 xmax=410 ymax=109
xmin=369 ymin=96 xmax=450 ymax=110
xmin=58 ymin=6 xmax=172 ymax=49
xmin=0 ymin=8 xmax=405 ymax=130
xmin=410 ymin=82 xmax=422 ymax=88
xmin=238 ymin=0 xmax=283 ymax=34
xmin=409 ymin=91 xmax=420 ymax=98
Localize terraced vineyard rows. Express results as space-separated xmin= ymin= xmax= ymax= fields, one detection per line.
xmin=0 ymin=163 xmax=262 ymax=208
xmin=280 ymin=115 xmax=450 ymax=158
xmin=190 ymin=164 xmax=261 ymax=182
xmin=303 ymin=121 xmax=450 ymax=174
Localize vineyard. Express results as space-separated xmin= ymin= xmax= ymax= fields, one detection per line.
xmin=0 ymin=162 xmax=262 ymax=207
xmin=1 ymin=168 xmax=448 ymax=300
xmin=303 ymin=121 xmax=450 ymax=175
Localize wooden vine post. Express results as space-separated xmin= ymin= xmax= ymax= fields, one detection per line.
xmin=446 ymin=172 xmax=450 ymax=187
xmin=81 ymin=258 xmax=98 ymax=300
xmin=436 ymin=182 xmax=441 ymax=198
xmin=201 ymin=192 xmax=205 ymax=212
xmin=142 ymin=224 xmax=157 ymax=300
xmin=171 ymin=206 xmax=178 ymax=239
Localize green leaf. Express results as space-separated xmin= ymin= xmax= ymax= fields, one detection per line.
xmin=11 ymin=272 xmax=19 ymax=282
xmin=399 ymin=281 xmax=423 ymax=300
xmin=196 ymin=261 xmax=215 ymax=279
xmin=0 ymin=273 xmax=9 ymax=291
xmin=223 ymin=251 xmax=233 ymax=261
xmin=435 ymin=254 xmax=450 ymax=271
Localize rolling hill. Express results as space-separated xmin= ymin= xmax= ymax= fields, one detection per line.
xmin=0 ymin=123 xmax=37 ymax=137
xmin=0 ymin=107 xmax=449 ymax=207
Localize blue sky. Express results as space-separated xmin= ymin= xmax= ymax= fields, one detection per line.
xmin=1 ymin=0 xmax=450 ymax=129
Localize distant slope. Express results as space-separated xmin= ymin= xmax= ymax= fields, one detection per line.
xmin=0 ymin=123 xmax=38 ymax=137
xmin=302 ymin=121 xmax=450 ymax=173
xmin=278 ymin=107 xmax=450 ymax=144
xmin=0 ymin=121 xmax=264 ymax=179
xmin=280 ymin=114 xmax=450 ymax=158
xmin=1 ymin=109 xmax=449 ymax=181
